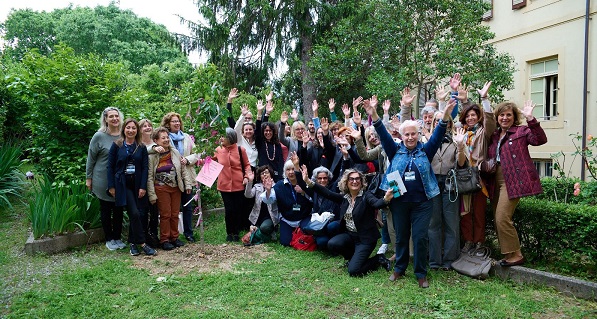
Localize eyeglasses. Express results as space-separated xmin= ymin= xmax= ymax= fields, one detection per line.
xmin=170 ymin=120 xmax=181 ymax=123
xmin=260 ymin=171 xmax=271 ymax=176
xmin=316 ymin=176 xmax=329 ymax=180
xmin=348 ymin=177 xmax=361 ymax=183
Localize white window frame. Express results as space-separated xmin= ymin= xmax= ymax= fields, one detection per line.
xmin=534 ymin=160 xmax=553 ymax=178
xmin=530 ymin=58 xmax=558 ymax=121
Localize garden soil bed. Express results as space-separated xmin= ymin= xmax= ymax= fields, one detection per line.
xmin=130 ymin=243 xmax=272 ymax=276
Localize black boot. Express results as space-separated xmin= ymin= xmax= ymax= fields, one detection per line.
xmin=377 ymin=253 xmax=391 ymax=271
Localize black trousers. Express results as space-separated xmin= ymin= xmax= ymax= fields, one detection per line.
xmin=124 ymin=177 xmax=146 ymax=245
xmin=220 ymin=191 xmax=247 ymax=236
xmin=328 ymin=232 xmax=380 ymax=277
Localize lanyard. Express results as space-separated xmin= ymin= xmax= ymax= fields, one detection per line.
xmin=288 ymin=183 xmax=297 ymax=202
xmin=406 ymin=152 xmax=415 ymax=172
xmin=124 ymin=142 xmax=136 ymax=156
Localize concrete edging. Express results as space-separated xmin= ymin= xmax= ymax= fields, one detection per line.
xmin=492 ymin=265 xmax=597 ymax=301
xmin=24 ymin=228 xmax=105 ymax=256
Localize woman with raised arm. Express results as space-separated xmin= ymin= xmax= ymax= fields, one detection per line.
xmin=457 ymin=81 xmax=496 ymax=253
xmin=255 ymin=98 xmax=285 ymax=181
xmin=301 ymin=165 xmax=393 ymax=276
xmin=364 ymin=94 xmax=456 ymax=288
xmin=107 ymin=118 xmax=156 ymax=256
xmin=245 ymin=165 xmax=279 ymax=240
xmin=86 ymin=106 xmax=126 ymax=251
xmin=486 ymin=100 xmax=547 ymax=267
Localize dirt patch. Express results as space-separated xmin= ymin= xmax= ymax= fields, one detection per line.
xmin=130 ymin=243 xmax=272 ymax=276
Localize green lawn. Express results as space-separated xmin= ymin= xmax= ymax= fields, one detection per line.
xmin=1 ymin=204 xmax=595 ymax=319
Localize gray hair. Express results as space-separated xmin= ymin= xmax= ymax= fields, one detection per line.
xmin=98 ymin=106 xmax=124 ymax=133
xmin=421 ymin=106 xmax=436 ymax=117
xmin=225 ymin=127 xmax=238 ymax=144
xmin=311 ymin=166 xmax=333 ymax=182
xmin=399 ymin=120 xmax=421 ymax=136
xmin=282 ymin=160 xmax=295 ymax=179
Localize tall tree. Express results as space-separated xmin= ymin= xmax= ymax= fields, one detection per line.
xmin=309 ymin=0 xmax=515 ymax=108
xmin=1 ymin=4 xmax=187 ymax=73
xmin=178 ymin=0 xmax=353 ymax=120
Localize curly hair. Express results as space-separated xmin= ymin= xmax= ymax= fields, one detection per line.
xmin=459 ymin=104 xmax=484 ymax=128
xmin=160 ymin=112 xmax=184 ymax=132
xmin=255 ymin=165 xmax=274 ymax=183
xmin=337 ymin=169 xmax=367 ymax=194
xmin=261 ymin=122 xmax=279 ymax=144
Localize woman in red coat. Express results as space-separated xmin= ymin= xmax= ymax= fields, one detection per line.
xmin=486 ymin=100 xmax=547 ymax=267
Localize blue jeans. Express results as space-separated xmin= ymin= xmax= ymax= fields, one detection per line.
xmin=279 ymin=220 xmax=295 ymax=246
xmin=380 ymin=210 xmax=390 ymax=245
xmin=429 ymin=176 xmax=460 ymax=268
xmin=314 ymin=220 xmax=341 ymax=249
xmin=389 ymin=199 xmax=433 ymax=279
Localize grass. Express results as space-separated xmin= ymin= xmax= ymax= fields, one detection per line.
xmin=1 ymin=203 xmax=596 ymax=318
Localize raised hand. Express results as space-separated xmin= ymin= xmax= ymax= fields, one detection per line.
xmin=300 ymin=164 xmax=310 ymax=184
xmin=290 ymin=151 xmax=300 ymax=168
xmin=362 ymin=99 xmax=377 ymax=118
xmin=294 ymin=184 xmax=305 ymax=195
xmin=302 ymin=130 xmax=311 ymax=147
xmin=328 ymin=98 xmax=336 ymax=112
xmin=382 ymin=99 xmax=391 ymax=113
xmin=246 ymin=169 xmax=255 ymax=182
xmin=280 ymin=110 xmax=289 ymax=123
xmin=454 ymin=127 xmax=466 ymax=146
xmin=339 ymin=144 xmax=349 ymax=156
xmin=442 ymin=98 xmax=457 ymax=121
xmin=390 ymin=115 xmax=401 ymax=131
xmin=320 ymin=117 xmax=329 ymax=133
xmin=352 ymin=96 xmax=363 ymax=112
xmin=263 ymin=175 xmax=273 ymax=191
xmin=477 ymin=81 xmax=492 ymax=98
xmin=241 ymin=103 xmax=249 ymax=116
xmin=266 ymin=91 xmax=274 ymax=102
xmin=347 ymin=126 xmax=361 ymax=140
xmin=401 ymin=87 xmax=415 ymax=106
xmin=336 ymin=135 xmax=350 ymax=147
xmin=370 ymin=95 xmax=379 ymax=110
xmin=457 ymin=84 xmax=469 ymax=101
xmin=256 ymin=99 xmax=264 ymax=112
xmin=312 ymin=99 xmax=319 ymax=118
xmin=291 ymin=108 xmax=299 ymax=121
xmin=341 ymin=103 xmax=351 ymax=118
xmin=522 ymin=100 xmax=536 ymax=120
xmin=449 ymin=73 xmax=462 ymax=91
xmin=228 ymin=88 xmax=239 ymax=103
xmin=435 ymin=86 xmax=449 ymax=101
xmin=265 ymin=100 xmax=274 ymax=115
xmin=353 ymin=111 xmax=362 ymax=127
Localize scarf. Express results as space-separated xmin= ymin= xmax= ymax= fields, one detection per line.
xmin=168 ymin=131 xmax=185 ymax=156
xmin=464 ymin=123 xmax=480 ymax=155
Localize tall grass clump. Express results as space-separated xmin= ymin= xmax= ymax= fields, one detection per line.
xmin=0 ymin=143 xmax=26 ymax=209
xmin=28 ymin=176 xmax=101 ymax=239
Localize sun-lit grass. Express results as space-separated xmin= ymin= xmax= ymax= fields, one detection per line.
xmin=1 ymin=206 xmax=596 ymax=318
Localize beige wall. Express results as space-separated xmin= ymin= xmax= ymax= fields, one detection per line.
xmin=483 ymin=0 xmax=596 ymax=178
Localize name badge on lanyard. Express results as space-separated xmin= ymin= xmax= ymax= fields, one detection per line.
xmin=404 ymin=171 xmax=416 ymax=182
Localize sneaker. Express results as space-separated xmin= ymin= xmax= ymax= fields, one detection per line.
xmin=377 ymin=243 xmax=388 ymax=255
xmin=461 ymin=241 xmax=474 ymax=253
xmin=114 ymin=239 xmax=126 ymax=249
xmin=141 ymin=244 xmax=156 ymax=256
xmin=185 ymin=235 xmax=196 ymax=243
xmin=161 ymin=242 xmax=175 ymax=250
xmin=105 ymin=240 xmax=119 ymax=251
xmin=171 ymin=239 xmax=185 ymax=248
xmin=130 ymin=244 xmax=140 ymax=256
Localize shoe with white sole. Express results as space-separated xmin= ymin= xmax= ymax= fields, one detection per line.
xmin=105 ymin=240 xmax=119 ymax=251
xmin=376 ymin=243 xmax=388 ymax=255
xmin=114 ymin=239 xmax=126 ymax=249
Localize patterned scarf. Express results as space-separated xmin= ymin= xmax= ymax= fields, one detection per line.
xmin=168 ymin=131 xmax=185 ymax=156
xmin=464 ymin=123 xmax=480 ymax=155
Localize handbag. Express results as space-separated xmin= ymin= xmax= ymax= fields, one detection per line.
xmin=451 ymin=246 xmax=494 ymax=279
xmin=290 ymin=227 xmax=317 ymax=251
xmin=299 ymin=213 xmax=335 ymax=236
xmin=367 ymin=172 xmax=386 ymax=198
xmin=480 ymin=158 xmax=497 ymax=174
xmin=445 ymin=161 xmax=482 ymax=200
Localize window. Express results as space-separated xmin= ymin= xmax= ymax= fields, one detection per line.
xmin=534 ymin=160 xmax=553 ymax=178
xmin=530 ymin=58 xmax=558 ymax=120
xmin=482 ymin=0 xmax=493 ymax=21
xmin=512 ymin=0 xmax=527 ymax=10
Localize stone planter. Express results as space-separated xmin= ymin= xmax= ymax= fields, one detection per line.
xmin=25 ymin=228 xmax=105 ymax=255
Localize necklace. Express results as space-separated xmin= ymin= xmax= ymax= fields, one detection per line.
xmin=265 ymin=142 xmax=276 ymax=161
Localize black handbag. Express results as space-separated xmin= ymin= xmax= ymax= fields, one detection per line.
xmin=366 ymin=172 xmax=385 ymax=198
xmin=445 ymin=161 xmax=482 ymax=199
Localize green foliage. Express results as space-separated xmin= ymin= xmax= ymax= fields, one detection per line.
xmin=27 ymin=175 xmax=101 ymax=239
xmin=0 ymin=142 xmax=26 ymax=209
xmin=513 ymin=198 xmax=596 ymax=280
xmin=5 ymin=45 xmax=128 ymax=183
xmin=2 ymin=4 xmax=187 ymax=73
xmin=309 ymin=0 xmax=515 ymax=105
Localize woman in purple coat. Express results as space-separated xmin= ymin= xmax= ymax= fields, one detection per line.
xmin=486 ymin=100 xmax=547 ymax=267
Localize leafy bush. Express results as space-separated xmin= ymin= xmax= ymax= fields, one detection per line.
xmin=0 ymin=143 xmax=26 ymax=209
xmin=28 ymin=175 xmax=101 ymax=239
xmin=514 ymin=198 xmax=595 ymax=279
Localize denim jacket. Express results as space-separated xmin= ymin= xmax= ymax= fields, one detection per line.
xmin=373 ymin=118 xmax=447 ymax=200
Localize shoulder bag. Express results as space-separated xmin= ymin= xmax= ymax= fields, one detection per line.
xmin=290 ymin=227 xmax=317 ymax=251
xmin=445 ymin=161 xmax=482 ymax=201
xmin=451 ymin=246 xmax=494 ymax=280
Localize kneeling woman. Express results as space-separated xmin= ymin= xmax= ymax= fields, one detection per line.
xmin=302 ymin=166 xmax=393 ymax=277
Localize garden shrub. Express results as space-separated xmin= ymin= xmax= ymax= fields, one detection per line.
xmin=0 ymin=142 xmax=26 ymax=209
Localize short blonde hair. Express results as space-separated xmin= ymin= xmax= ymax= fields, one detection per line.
xmin=399 ymin=120 xmax=420 ymax=136
xmin=290 ymin=121 xmax=306 ymax=140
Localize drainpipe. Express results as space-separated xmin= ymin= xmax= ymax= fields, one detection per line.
xmin=581 ymin=0 xmax=591 ymax=181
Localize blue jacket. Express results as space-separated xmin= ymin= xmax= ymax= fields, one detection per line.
xmin=373 ymin=119 xmax=447 ymax=200
xmin=107 ymin=141 xmax=149 ymax=208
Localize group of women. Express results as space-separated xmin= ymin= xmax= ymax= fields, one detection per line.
xmin=86 ymin=109 xmax=197 ymax=255
xmin=86 ymin=76 xmax=547 ymax=288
